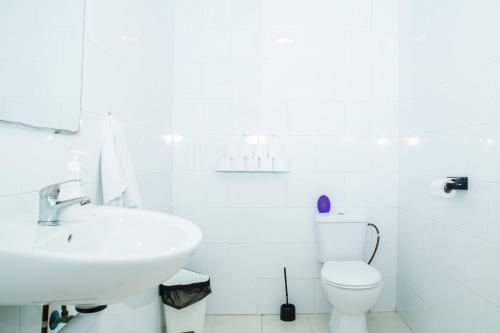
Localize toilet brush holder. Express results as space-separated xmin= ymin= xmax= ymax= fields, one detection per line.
xmin=280 ymin=267 xmax=296 ymax=322
xmin=280 ymin=303 xmax=296 ymax=322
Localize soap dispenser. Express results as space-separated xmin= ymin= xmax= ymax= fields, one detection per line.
xmin=58 ymin=152 xmax=92 ymax=222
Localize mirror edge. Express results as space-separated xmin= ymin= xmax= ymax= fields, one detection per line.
xmin=0 ymin=119 xmax=80 ymax=135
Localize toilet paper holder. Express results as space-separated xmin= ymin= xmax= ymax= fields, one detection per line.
xmin=444 ymin=177 xmax=468 ymax=192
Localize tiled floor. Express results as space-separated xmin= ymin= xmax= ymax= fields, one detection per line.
xmin=204 ymin=312 xmax=413 ymax=333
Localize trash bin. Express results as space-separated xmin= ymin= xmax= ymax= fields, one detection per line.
xmin=160 ymin=269 xmax=211 ymax=333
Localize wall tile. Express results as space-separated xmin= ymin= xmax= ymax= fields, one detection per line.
xmin=173 ymin=0 xmax=399 ymax=315
xmin=372 ymin=277 xmax=397 ymax=311
xmin=0 ymin=0 xmax=175 ymax=330
xmin=286 ymin=243 xmax=322 ymax=279
xmin=208 ymin=278 xmax=258 ymax=314
xmin=365 ymin=242 xmax=397 ymax=277
xmin=256 ymin=243 xmax=287 ymax=278
xmin=487 ymin=302 xmax=500 ymax=333
xmin=172 ymin=171 xmax=202 ymax=206
xmin=229 ymin=243 xmax=259 ymax=278
xmin=229 ymin=173 xmax=288 ymax=208
xmin=487 ymin=183 xmax=500 ymax=245
xmin=172 ymin=206 xmax=202 ymax=226
xmin=187 ymin=243 xmax=230 ymax=278
xmin=398 ymin=0 xmax=500 ymax=330
xmin=287 ymin=279 xmax=315 ymax=314
xmin=287 ymin=172 xmax=346 ymax=208
xmin=136 ymin=172 xmax=172 ymax=213
xmin=258 ymin=279 xmax=284 ymax=314
xmin=257 ymin=208 xmax=314 ymax=243
xmin=313 ymin=279 xmax=331 ymax=313
xmin=202 ymin=208 xmax=260 ymax=243
xmin=201 ymin=172 xmax=230 ymax=207
xmin=371 ymin=0 xmax=399 ymax=33
xmin=344 ymin=172 xmax=398 ymax=207
xmin=465 ymin=235 xmax=500 ymax=305
xmin=0 ymin=306 xmax=20 ymax=333
xmin=172 ymin=136 xmax=200 ymax=172
xmin=258 ymin=277 xmax=316 ymax=315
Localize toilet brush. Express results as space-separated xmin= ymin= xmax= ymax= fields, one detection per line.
xmin=280 ymin=267 xmax=296 ymax=321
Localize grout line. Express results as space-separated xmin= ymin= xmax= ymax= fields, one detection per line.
xmin=400 ymin=118 xmax=500 ymax=135
xmin=208 ymin=313 xmax=413 ymax=333
xmin=399 ymin=207 xmax=499 ymax=245
xmin=306 ymin=314 xmax=312 ymax=333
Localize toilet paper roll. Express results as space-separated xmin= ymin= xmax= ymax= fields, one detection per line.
xmin=269 ymin=142 xmax=283 ymax=158
xmin=430 ymin=179 xmax=457 ymax=199
xmin=232 ymin=157 xmax=245 ymax=171
xmin=255 ymin=144 xmax=269 ymax=158
xmin=218 ymin=157 xmax=232 ymax=171
xmin=239 ymin=144 xmax=253 ymax=158
xmin=225 ymin=144 xmax=239 ymax=158
xmin=259 ymin=157 xmax=273 ymax=171
xmin=246 ymin=157 xmax=259 ymax=171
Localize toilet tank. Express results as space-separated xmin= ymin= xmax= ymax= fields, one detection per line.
xmin=314 ymin=213 xmax=369 ymax=262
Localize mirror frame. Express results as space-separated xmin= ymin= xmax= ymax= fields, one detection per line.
xmin=0 ymin=0 xmax=86 ymax=135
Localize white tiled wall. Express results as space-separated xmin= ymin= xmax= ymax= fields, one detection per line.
xmin=172 ymin=0 xmax=399 ymax=314
xmin=0 ymin=0 xmax=175 ymax=332
xmin=398 ymin=0 xmax=500 ymax=332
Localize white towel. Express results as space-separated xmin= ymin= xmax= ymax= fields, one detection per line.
xmin=100 ymin=114 xmax=142 ymax=208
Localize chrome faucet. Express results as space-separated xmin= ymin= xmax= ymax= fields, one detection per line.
xmin=38 ymin=180 xmax=91 ymax=226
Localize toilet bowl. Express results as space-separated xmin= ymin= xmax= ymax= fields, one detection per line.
xmin=321 ymin=261 xmax=382 ymax=333
xmin=314 ymin=214 xmax=383 ymax=333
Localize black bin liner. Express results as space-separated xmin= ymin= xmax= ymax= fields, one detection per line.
xmin=160 ymin=278 xmax=211 ymax=310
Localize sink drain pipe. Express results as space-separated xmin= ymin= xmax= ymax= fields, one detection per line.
xmin=41 ymin=305 xmax=49 ymax=333
xmin=49 ymin=305 xmax=76 ymax=330
xmin=56 ymin=306 xmax=107 ymax=333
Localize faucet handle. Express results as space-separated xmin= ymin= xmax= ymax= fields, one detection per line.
xmin=39 ymin=180 xmax=81 ymax=198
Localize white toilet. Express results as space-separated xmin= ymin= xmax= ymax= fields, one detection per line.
xmin=314 ymin=213 xmax=383 ymax=333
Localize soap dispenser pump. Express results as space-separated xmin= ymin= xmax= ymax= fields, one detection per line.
xmin=58 ymin=152 xmax=91 ymax=222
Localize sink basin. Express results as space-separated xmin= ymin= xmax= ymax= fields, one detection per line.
xmin=0 ymin=206 xmax=202 ymax=305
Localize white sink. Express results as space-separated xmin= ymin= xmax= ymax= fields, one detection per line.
xmin=0 ymin=206 xmax=202 ymax=305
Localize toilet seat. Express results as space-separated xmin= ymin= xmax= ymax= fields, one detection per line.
xmin=321 ymin=261 xmax=382 ymax=290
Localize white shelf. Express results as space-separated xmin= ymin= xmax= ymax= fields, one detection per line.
xmin=216 ymin=170 xmax=290 ymax=173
